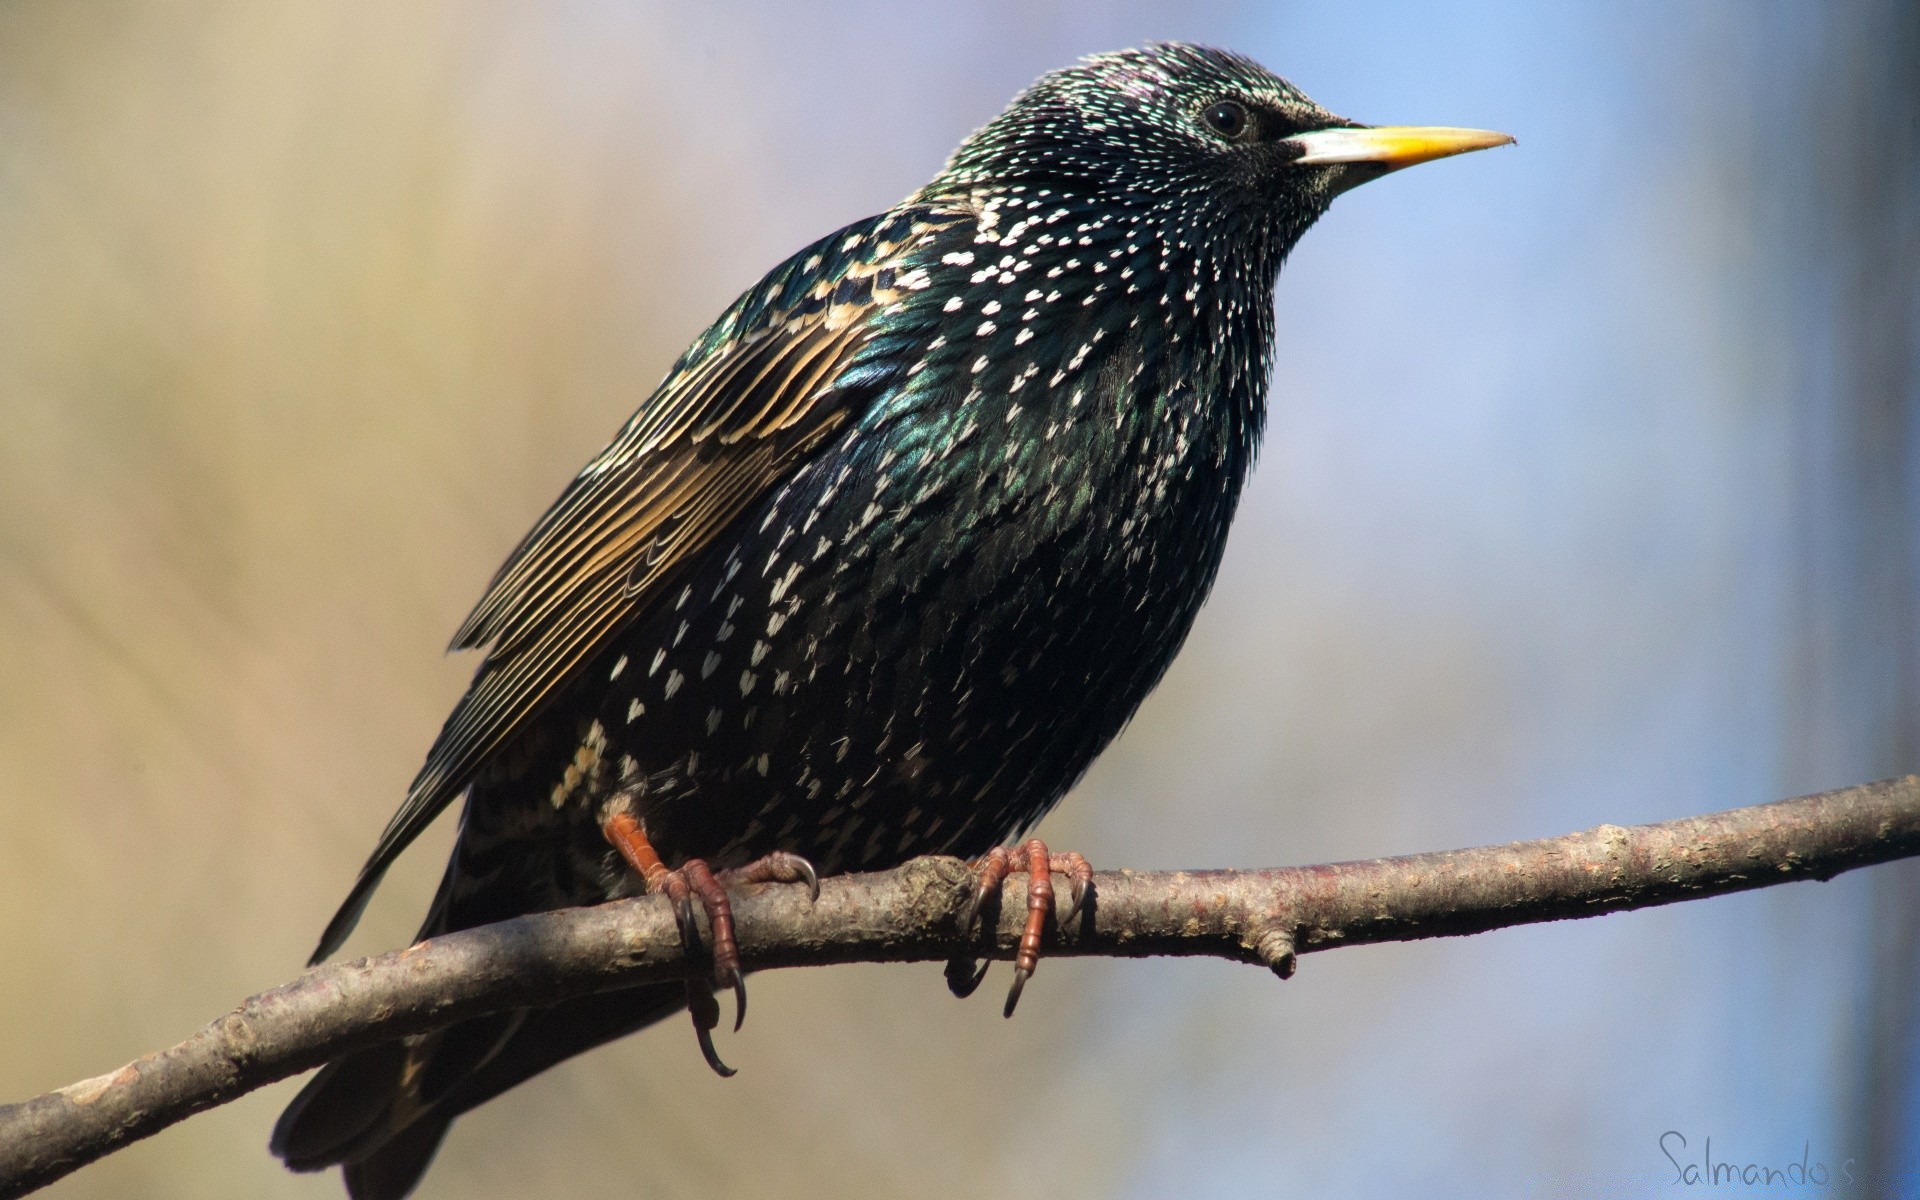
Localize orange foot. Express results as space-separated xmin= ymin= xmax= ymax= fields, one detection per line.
xmin=602 ymin=811 xmax=817 ymax=1076
xmin=946 ymin=838 xmax=1093 ymax=1017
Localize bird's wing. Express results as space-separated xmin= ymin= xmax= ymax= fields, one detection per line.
xmin=312 ymin=205 xmax=968 ymax=962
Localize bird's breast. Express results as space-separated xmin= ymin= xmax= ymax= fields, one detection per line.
xmin=589 ymin=324 xmax=1259 ymax=874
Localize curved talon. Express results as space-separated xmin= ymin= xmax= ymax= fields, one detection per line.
xmin=956 ymin=844 xmax=1013 ymax=936
xmin=671 ymin=891 xmax=700 ymax=952
xmin=1062 ymin=877 xmax=1088 ymax=926
xmin=956 ymin=891 xmax=983 ymax=935
xmin=1003 ymin=966 xmax=1031 ymax=1018
xmin=715 ymin=850 xmax=820 ymax=903
xmin=695 ymin=1024 xmax=734 ymax=1077
xmin=1056 ymin=852 xmax=1093 ymax=926
xmin=685 ymin=982 xmax=736 ymax=1078
xmin=724 ymin=965 xmax=747 ymax=1033
xmin=945 ymin=955 xmax=990 ymax=999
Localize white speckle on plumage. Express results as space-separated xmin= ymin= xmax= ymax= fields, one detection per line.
xmin=706 ymin=708 xmax=722 ymax=735
xmin=769 ymin=562 xmax=803 ymax=603
xmin=610 ymin=655 xmax=627 ymax=680
xmin=981 ymin=299 xmax=1002 ymax=315
xmin=649 ymin=648 xmax=666 ymax=676
xmin=976 ymin=321 xmax=997 ymax=337
xmin=740 ymin=670 xmax=758 ymax=697
xmin=627 ymin=698 xmax=644 ymax=723
xmin=664 ymin=669 xmax=684 ymax=700
xmin=944 ymin=296 xmax=963 ymax=312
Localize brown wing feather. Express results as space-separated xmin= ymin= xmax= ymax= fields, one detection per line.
xmin=310 ymin=207 xmax=966 ymax=963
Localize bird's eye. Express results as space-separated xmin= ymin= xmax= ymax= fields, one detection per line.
xmin=1202 ymin=100 xmax=1251 ymax=140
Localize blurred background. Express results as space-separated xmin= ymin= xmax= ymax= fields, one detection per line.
xmin=1 ymin=2 xmax=1914 ymax=1197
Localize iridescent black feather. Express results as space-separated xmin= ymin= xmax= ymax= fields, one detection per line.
xmin=278 ymin=43 xmax=1379 ymax=1200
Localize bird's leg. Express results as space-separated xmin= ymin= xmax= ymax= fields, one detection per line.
xmin=947 ymin=839 xmax=1093 ymax=1017
xmin=600 ymin=812 xmax=816 ymax=1077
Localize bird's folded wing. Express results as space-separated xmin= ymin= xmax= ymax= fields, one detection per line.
xmin=312 ymin=205 xmax=968 ymax=962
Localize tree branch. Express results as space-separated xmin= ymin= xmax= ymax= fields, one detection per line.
xmin=3 ymin=775 xmax=1916 ymax=1197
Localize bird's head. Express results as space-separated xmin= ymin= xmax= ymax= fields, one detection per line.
xmin=925 ymin=43 xmax=1511 ymax=256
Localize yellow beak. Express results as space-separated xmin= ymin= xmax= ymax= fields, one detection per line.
xmin=1282 ymin=125 xmax=1515 ymax=171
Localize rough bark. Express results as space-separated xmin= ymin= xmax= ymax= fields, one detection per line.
xmin=2 ymin=775 xmax=1916 ymax=1198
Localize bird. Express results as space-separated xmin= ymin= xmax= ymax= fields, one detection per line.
xmin=271 ymin=42 xmax=1510 ymax=1200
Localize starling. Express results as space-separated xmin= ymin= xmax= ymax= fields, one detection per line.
xmin=272 ymin=43 xmax=1509 ymax=1199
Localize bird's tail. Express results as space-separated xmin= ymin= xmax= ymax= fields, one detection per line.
xmin=272 ymin=790 xmax=687 ymax=1200
xmin=271 ymin=986 xmax=688 ymax=1200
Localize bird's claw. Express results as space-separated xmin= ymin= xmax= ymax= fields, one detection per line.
xmin=955 ymin=879 xmax=993 ymax=936
xmin=725 ymin=850 xmax=819 ymax=904
xmin=1062 ymin=880 xmax=1087 ymax=926
xmin=948 ymin=840 xmax=1092 ymax=1017
xmin=1004 ymin=966 xmax=1031 ymax=1018
xmin=1057 ymin=851 xmax=1092 ymax=927
xmin=602 ymin=814 xmax=819 ymax=1078
xmin=722 ymin=964 xmax=747 ymax=1032
xmin=684 ymin=980 xmax=736 ymax=1078
xmin=670 ymin=891 xmax=701 ymax=953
